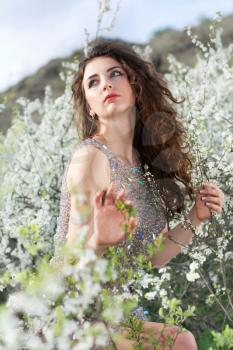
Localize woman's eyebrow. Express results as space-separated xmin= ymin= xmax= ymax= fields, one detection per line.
xmin=86 ymin=65 xmax=123 ymax=83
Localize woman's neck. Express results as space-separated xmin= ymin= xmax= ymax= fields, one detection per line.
xmin=93 ymin=133 xmax=135 ymax=166
xmin=93 ymin=110 xmax=136 ymax=166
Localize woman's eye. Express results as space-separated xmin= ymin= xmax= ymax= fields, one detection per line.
xmin=88 ymin=79 xmax=97 ymax=88
xmin=88 ymin=70 xmax=123 ymax=88
xmin=111 ymin=70 xmax=123 ymax=77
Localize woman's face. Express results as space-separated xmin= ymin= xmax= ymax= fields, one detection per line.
xmin=82 ymin=56 xmax=136 ymax=119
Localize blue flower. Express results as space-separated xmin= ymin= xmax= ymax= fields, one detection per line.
xmin=137 ymin=231 xmax=144 ymax=240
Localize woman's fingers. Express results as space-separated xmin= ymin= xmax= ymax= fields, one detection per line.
xmin=205 ymin=202 xmax=222 ymax=213
xmin=201 ymin=196 xmax=221 ymax=206
xmin=101 ymin=189 xmax=107 ymax=206
xmin=104 ymin=182 xmax=115 ymax=205
xmin=200 ymin=182 xmax=224 ymax=199
xmin=95 ymin=182 xmax=115 ymax=207
xmin=98 ymin=184 xmax=130 ymax=206
xmin=95 ymin=188 xmax=108 ymax=208
xmin=116 ymin=187 xmax=126 ymax=201
xmin=199 ymin=182 xmax=224 ymax=209
xmin=95 ymin=190 xmax=104 ymax=209
xmin=129 ymin=217 xmax=137 ymax=231
xmin=199 ymin=187 xmax=222 ymax=199
xmin=95 ymin=184 xmax=135 ymax=221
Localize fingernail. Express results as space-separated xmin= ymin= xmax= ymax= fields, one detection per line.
xmin=201 ymin=196 xmax=206 ymax=200
xmin=200 ymin=190 xmax=204 ymax=194
xmin=205 ymin=202 xmax=210 ymax=206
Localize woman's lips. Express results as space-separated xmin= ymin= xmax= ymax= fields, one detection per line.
xmin=104 ymin=94 xmax=120 ymax=102
xmin=106 ymin=96 xmax=120 ymax=102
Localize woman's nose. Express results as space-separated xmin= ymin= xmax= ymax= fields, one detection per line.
xmin=102 ymin=78 xmax=112 ymax=90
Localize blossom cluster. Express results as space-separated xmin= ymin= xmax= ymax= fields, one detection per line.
xmin=0 ymin=238 xmax=133 ymax=349
xmin=0 ymin=63 xmax=79 ymax=289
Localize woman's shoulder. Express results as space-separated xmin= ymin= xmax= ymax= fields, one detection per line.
xmin=70 ymin=139 xmax=111 ymax=170
xmin=66 ymin=140 xmax=111 ymax=194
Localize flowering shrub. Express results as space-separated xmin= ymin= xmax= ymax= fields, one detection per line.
xmin=0 ymin=238 xmax=134 ymax=349
xmin=0 ymin=6 xmax=232 ymax=349
xmin=0 ymin=187 xmax=194 ymax=350
xmin=160 ymin=15 xmax=233 ymax=342
xmin=0 ymin=64 xmax=78 ymax=291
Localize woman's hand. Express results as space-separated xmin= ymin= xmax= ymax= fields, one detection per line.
xmin=193 ymin=181 xmax=224 ymax=222
xmin=92 ymin=182 xmax=136 ymax=248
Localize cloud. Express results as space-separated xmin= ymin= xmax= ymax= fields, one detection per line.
xmin=0 ymin=0 xmax=98 ymax=91
xmin=0 ymin=0 xmax=232 ymax=92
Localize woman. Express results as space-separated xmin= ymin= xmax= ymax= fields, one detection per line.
xmin=55 ymin=39 xmax=224 ymax=349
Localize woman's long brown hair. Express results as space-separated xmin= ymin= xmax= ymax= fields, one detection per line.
xmin=71 ymin=39 xmax=195 ymax=219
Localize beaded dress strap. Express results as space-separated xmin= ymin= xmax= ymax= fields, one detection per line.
xmin=79 ymin=138 xmax=116 ymax=162
xmin=81 ymin=138 xmax=142 ymax=170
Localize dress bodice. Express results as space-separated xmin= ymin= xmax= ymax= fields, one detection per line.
xmin=53 ymin=138 xmax=168 ymax=263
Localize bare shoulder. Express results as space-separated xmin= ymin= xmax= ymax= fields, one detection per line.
xmin=66 ymin=143 xmax=111 ymax=196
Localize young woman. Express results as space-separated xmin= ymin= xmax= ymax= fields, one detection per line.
xmin=54 ymin=39 xmax=224 ymax=349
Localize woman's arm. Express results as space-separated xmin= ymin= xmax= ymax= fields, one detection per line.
xmin=66 ymin=145 xmax=136 ymax=257
xmin=151 ymin=181 xmax=224 ymax=268
xmin=150 ymin=206 xmax=202 ymax=268
xmin=66 ymin=144 xmax=109 ymax=254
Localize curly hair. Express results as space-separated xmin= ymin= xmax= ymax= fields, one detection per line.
xmin=71 ymin=38 xmax=195 ymax=218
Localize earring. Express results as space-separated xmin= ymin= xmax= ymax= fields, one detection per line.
xmin=89 ymin=110 xmax=95 ymax=120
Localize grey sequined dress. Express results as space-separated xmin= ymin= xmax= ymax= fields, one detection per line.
xmin=53 ymin=138 xmax=168 ymax=321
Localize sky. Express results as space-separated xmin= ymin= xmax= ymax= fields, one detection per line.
xmin=0 ymin=0 xmax=233 ymax=92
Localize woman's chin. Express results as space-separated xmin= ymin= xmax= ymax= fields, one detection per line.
xmin=105 ymin=104 xmax=133 ymax=116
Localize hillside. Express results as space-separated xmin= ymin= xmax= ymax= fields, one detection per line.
xmin=0 ymin=13 xmax=233 ymax=135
